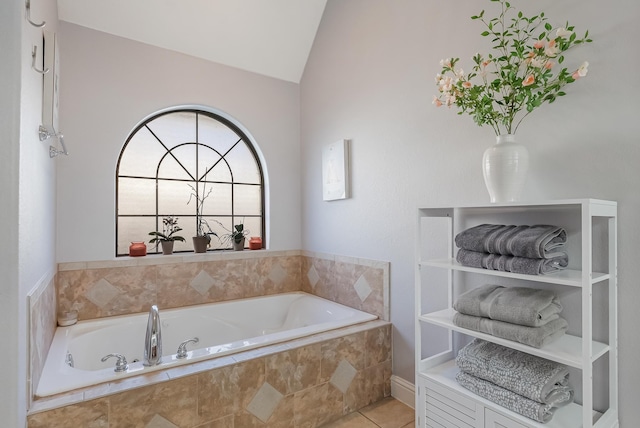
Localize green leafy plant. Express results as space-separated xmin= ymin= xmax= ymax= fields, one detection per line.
xmin=433 ymin=0 xmax=592 ymax=135
xmin=148 ymin=216 xmax=186 ymax=243
xmin=215 ymin=220 xmax=249 ymax=246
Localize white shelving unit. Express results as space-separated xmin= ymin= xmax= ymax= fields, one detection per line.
xmin=415 ymin=199 xmax=618 ymax=428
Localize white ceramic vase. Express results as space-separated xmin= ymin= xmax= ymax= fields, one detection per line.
xmin=482 ymin=134 xmax=529 ymax=203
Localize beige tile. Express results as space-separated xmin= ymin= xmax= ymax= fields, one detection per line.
xmin=246 ymin=382 xmax=283 ymax=423
xmin=322 ymin=412 xmax=379 ymax=428
xmin=192 ymin=414 xmax=234 ymax=428
xmin=364 ymin=325 xmax=391 ymax=368
xmin=320 ymin=332 xmax=366 ymax=382
xmin=359 ymin=398 xmax=414 ymax=428
xmin=27 ymin=398 xmax=109 ymax=428
xmin=108 ymin=375 xmax=199 ymax=427
xmin=265 ymin=344 xmax=321 ymax=395
xmin=293 ymin=382 xmax=344 ymax=428
xmin=197 ymin=359 xmax=265 ymax=423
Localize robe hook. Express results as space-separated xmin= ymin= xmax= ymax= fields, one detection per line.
xmin=26 ymin=0 xmax=46 ymax=28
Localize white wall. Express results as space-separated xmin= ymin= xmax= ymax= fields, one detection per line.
xmin=1 ymin=0 xmax=59 ymax=426
xmin=57 ymin=22 xmax=302 ymax=262
xmin=0 ymin=2 xmax=23 ymax=425
xmin=301 ymin=0 xmax=640 ymax=424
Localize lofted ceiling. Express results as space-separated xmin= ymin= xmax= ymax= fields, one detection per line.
xmin=57 ymin=0 xmax=327 ymax=83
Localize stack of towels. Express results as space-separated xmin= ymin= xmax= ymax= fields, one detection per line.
xmin=453 ymin=284 xmax=568 ymax=348
xmin=455 ymin=338 xmax=574 ymax=423
xmin=455 ymin=224 xmax=568 ymax=275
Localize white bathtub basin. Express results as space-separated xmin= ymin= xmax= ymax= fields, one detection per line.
xmin=36 ymin=292 xmax=377 ymax=397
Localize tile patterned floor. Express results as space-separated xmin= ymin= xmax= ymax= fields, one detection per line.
xmin=323 ymin=397 xmax=414 ymax=428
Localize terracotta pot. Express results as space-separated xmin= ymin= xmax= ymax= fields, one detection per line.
xmin=129 ymin=241 xmax=147 ymax=257
xmin=192 ymin=236 xmax=209 ymax=253
xmin=249 ymin=236 xmax=262 ymax=250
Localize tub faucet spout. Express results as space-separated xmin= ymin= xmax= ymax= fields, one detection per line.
xmin=143 ymin=304 xmax=162 ymax=366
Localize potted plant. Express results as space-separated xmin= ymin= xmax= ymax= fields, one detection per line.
xmin=187 ymin=183 xmax=218 ymax=253
xmin=215 ymin=220 xmax=249 ymax=251
xmin=148 ymin=216 xmax=185 ymax=255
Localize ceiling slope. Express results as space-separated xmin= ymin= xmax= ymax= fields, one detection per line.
xmin=57 ymin=0 xmax=327 ymax=83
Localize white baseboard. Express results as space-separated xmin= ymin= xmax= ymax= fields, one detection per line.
xmin=390 ymin=375 xmax=415 ymax=409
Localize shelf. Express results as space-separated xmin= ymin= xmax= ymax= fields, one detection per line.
xmin=416 ymin=200 xmax=618 ymax=428
xmin=420 ymin=258 xmax=610 ymax=287
xmin=418 ymin=198 xmax=617 ymax=214
xmin=418 ymin=359 xmax=602 ymax=428
xmin=419 ymin=308 xmax=610 ymax=368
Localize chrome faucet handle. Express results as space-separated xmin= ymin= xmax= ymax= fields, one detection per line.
xmin=101 ymin=353 xmax=129 ymax=372
xmin=176 ymin=337 xmax=199 ymax=359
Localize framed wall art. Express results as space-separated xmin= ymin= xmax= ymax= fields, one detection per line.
xmin=322 ymin=139 xmax=350 ymax=201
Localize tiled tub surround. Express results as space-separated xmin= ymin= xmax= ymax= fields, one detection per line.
xmin=56 ymin=250 xmax=389 ymax=322
xmin=28 ymin=320 xmax=392 ymax=427
xmin=28 ymin=273 xmax=58 ymax=405
xmin=28 ymin=250 xmax=390 ymax=426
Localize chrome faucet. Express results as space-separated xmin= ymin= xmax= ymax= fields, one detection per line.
xmin=143 ymin=304 xmax=162 ymax=366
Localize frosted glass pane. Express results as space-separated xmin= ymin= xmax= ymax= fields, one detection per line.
xmin=117 ymin=217 xmax=155 ymax=255
xmin=158 ymin=144 xmax=196 ymax=181
xmin=207 ymin=161 xmax=232 ymax=182
xmin=206 ymin=217 xmax=233 ymax=250
xmin=198 ymin=146 xmax=226 ymax=181
xmin=119 ymin=127 xmax=168 ymax=177
xmin=241 ymin=217 xmax=262 ymax=240
xmin=226 ymin=142 xmax=261 ymax=184
xmin=158 ymin=180 xmax=195 ymax=215
xmin=118 ymin=178 xmax=156 ymax=215
xmin=202 ymin=183 xmax=232 ymax=215
xmin=146 ymin=112 xmax=196 ymax=149
xmin=233 ymin=184 xmax=262 ymax=215
xmin=198 ymin=114 xmax=239 ymax=154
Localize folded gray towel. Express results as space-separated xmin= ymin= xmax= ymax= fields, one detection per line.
xmin=453 ymin=284 xmax=563 ymax=327
xmin=455 ymin=224 xmax=567 ymax=259
xmin=456 ymin=371 xmax=565 ymax=423
xmin=452 ymin=312 xmax=568 ymax=348
xmin=456 ymin=249 xmax=568 ymax=275
xmin=456 ymin=339 xmax=574 ymax=406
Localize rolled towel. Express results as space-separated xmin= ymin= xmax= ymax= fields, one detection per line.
xmin=456 ymin=371 xmax=566 ymax=423
xmin=455 ymin=224 xmax=567 ymax=259
xmin=456 ymin=249 xmax=568 ymax=275
xmin=452 ymin=312 xmax=568 ymax=348
xmin=453 ymin=284 xmax=563 ymax=327
xmin=456 ymin=339 xmax=573 ymax=406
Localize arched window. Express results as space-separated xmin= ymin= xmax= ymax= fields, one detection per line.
xmin=116 ymin=108 xmax=264 ymax=256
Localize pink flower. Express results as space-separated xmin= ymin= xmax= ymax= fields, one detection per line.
xmin=572 ymin=61 xmax=589 ymax=79
xmin=462 ymin=81 xmax=473 ymax=89
xmin=544 ymin=61 xmax=554 ymax=70
xmin=432 ymin=96 xmax=443 ymax=107
xmin=533 ymin=40 xmax=545 ymax=49
xmin=522 ymin=74 xmax=535 ymax=87
xmin=545 ymin=39 xmax=559 ymax=57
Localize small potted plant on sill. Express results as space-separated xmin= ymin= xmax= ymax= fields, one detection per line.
xmin=216 ymin=220 xmax=249 ymax=251
xmin=187 ymin=183 xmax=218 ymax=253
xmin=148 ymin=216 xmax=185 ymax=255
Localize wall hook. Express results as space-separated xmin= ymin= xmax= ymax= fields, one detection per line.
xmin=26 ymin=0 xmax=46 ymax=28
xmin=31 ymin=46 xmax=49 ymax=74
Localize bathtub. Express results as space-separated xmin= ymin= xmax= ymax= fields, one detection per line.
xmin=36 ymin=292 xmax=377 ymax=397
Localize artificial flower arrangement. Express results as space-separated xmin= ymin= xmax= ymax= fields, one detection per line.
xmin=433 ymin=0 xmax=592 ymax=136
